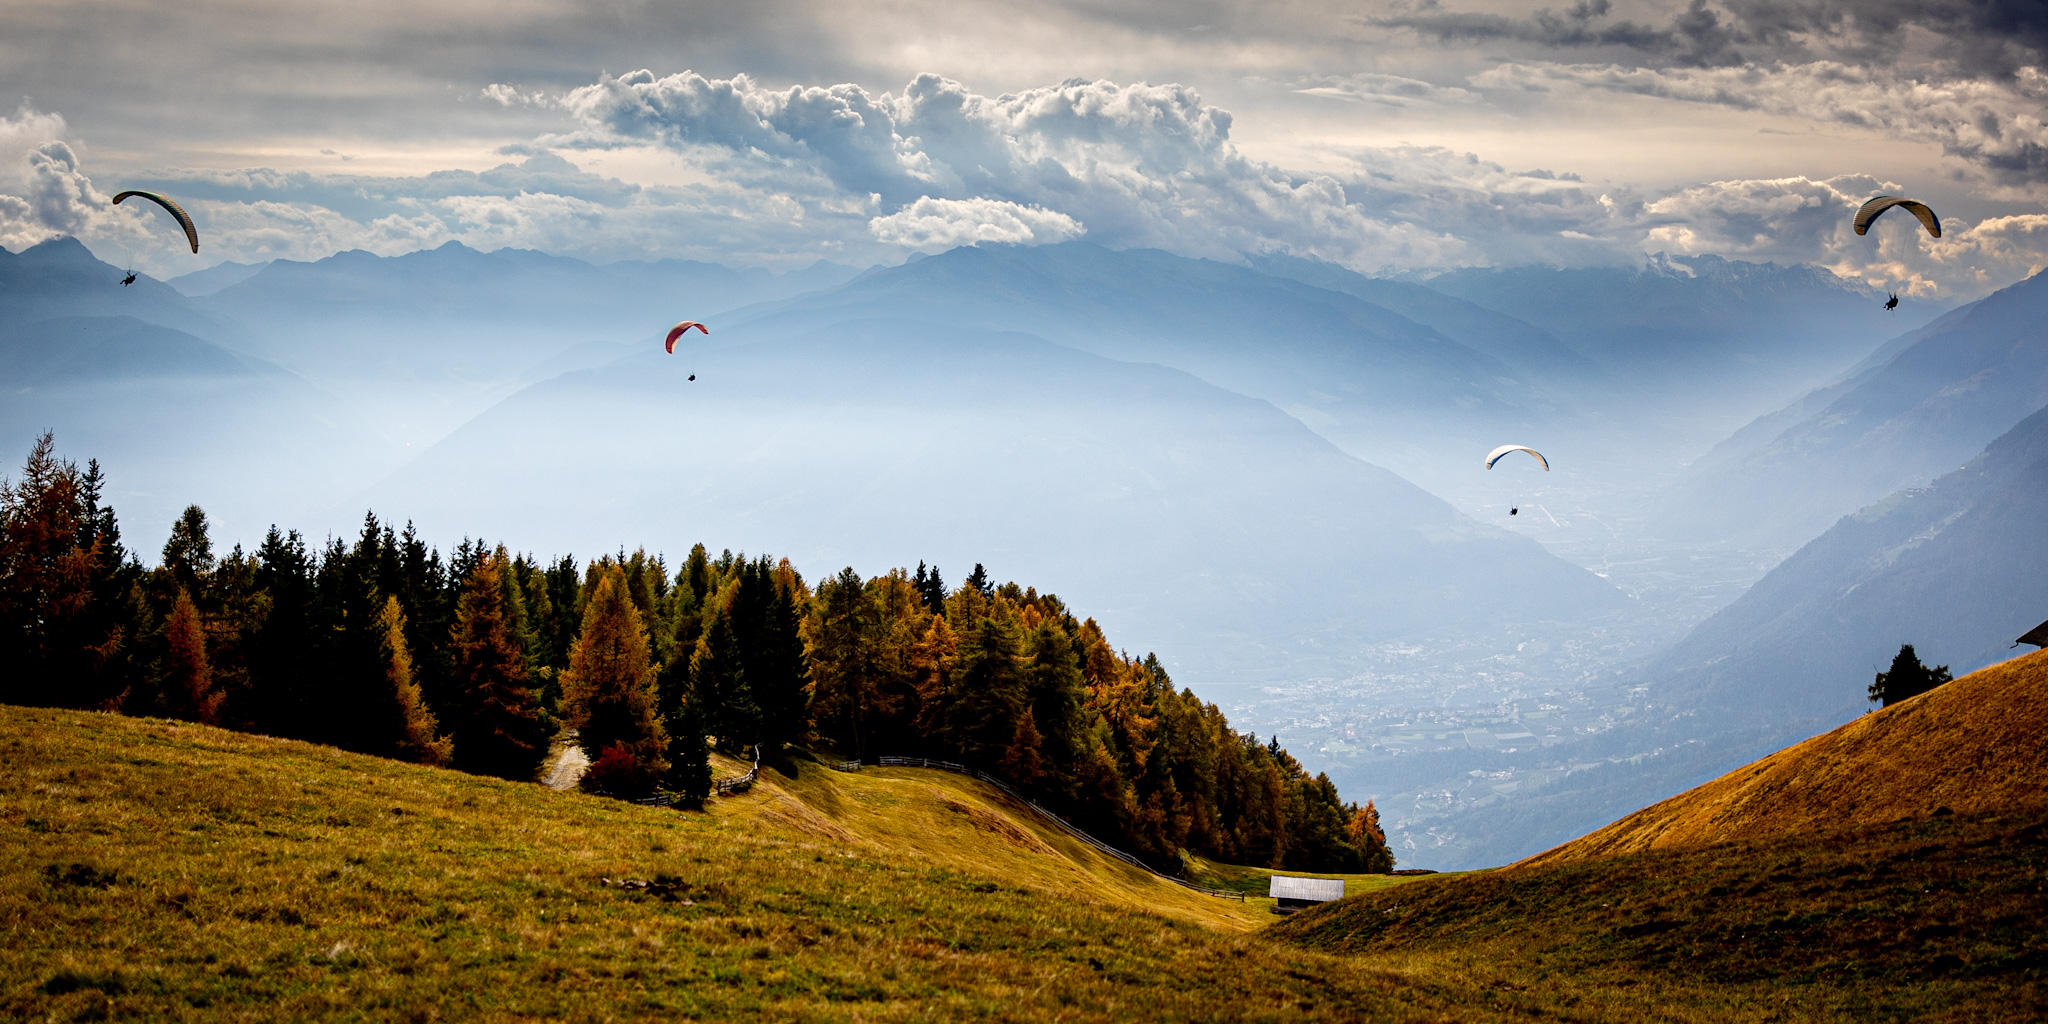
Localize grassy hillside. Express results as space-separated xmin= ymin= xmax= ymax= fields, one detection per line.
xmin=10 ymin=700 xmax=2040 ymax=1021
xmin=1274 ymin=651 xmax=2048 ymax=1022
xmin=2 ymin=706 xmax=1489 ymax=1022
xmin=1531 ymin=648 xmax=2048 ymax=865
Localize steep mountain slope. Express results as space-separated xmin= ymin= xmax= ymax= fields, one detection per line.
xmin=360 ymin=318 xmax=1623 ymax=690
xmin=1642 ymin=399 xmax=2048 ymax=732
xmin=0 ymin=237 xmax=245 ymax=346
xmin=1275 ymin=655 xmax=2048 ymax=1019
xmin=1526 ymin=649 xmax=2048 ymax=866
xmin=1663 ymin=269 xmax=2048 ymax=551
xmin=723 ymin=242 xmax=1569 ymax=494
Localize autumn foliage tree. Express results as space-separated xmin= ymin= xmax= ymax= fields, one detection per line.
xmin=449 ymin=550 xmax=549 ymax=781
xmin=1 ymin=437 xmax=1388 ymax=870
xmin=563 ymin=569 xmax=668 ymax=797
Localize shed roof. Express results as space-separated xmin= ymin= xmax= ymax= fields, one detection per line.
xmin=1268 ymin=875 xmax=1345 ymax=902
xmin=2018 ymin=617 xmax=2048 ymax=648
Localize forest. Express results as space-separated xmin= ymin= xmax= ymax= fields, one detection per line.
xmin=0 ymin=434 xmax=1390 ymax=874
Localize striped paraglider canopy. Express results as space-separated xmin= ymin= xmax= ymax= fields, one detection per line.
xmin=111 ymin=190 xmax=199 ymax=253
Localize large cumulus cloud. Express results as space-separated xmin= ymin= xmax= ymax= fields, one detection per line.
xmin=553 ymin=71 xmax=1477 ymax=269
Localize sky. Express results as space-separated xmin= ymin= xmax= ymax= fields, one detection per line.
xmin=3 ymin=0 xmax=2047 ymax=295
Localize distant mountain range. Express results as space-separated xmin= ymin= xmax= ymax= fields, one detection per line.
xmin=5 ymin=232 xmax=1988 ymax=870
xmin=1661 ymin=268 xmax=2048 ymax=551
xmin=359 ymin=317 xmax=1627 ymax=685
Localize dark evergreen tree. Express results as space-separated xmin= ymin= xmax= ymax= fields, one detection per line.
xmin=664 ymin=693 xmax=715 ymax=809
xmin=964 ymin=562 xmax=992 ymax=597
xmin=246 ymin=527 xmax=316 ymax=737
xmin=1870 ymin=644 xmax=1954 ymax=708
xmin=159 ymin=505 xmax=215 ymax=597
xmin=692 ymin=600 xmax=759 ymax=753
xmin=946 ymin=608 xmax=1026 ymax=766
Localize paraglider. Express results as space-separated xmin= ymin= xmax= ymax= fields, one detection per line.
xmin=1853 ymin=196 xmax=1940 ymax=239
xmin=1484 ymin=445 xmax=1549 ymax=471
xmin=111 ymin=190 xmax=199 ymax=254
xmin=1884 ymin=293 xmax=1899 ymax=311
xmin=1486 ymin=445 xmax=1547 ymax=520
xmin=120 ymin=271 xmax=137 ymax=287
xmin=664 ymin=321 xmax=707 ymax=354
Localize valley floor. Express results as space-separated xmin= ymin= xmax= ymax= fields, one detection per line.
xmin=4 ymin=707 xmax=2037 ymax=1021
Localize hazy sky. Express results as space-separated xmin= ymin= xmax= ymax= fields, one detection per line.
xmin=3 ymin=0 xmax=2046 ymax=294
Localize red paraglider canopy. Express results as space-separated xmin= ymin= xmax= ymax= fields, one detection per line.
xmin=665 ymin=321 xmax=708 ymax=353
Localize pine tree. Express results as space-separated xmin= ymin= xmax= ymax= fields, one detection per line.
xmin=946 ymin=608 xmax=1026 ymax=766
xmin=1347 ymin=800 xmax=1394 ymax=874
xmin=1869 ymin=643 xmax=1953 ymax=708
xmin=664 ymin=693 xmax=714 ymax=808
xmin=449 ymin=551 xmax=550 ymax=780
xmin=159 ymin=587 xmax=223 ymax=725
xmin=563 ymin=570 xmax=668 ymax=797
xmin=964 ymin=562 xmax=991 ymax=597
xmin=160 ymin=505 xmax=215 ymax=597
xmin=378 ymin=596 xmax=452 ymax=766
xmin=692 ymin=599 xmax=760 ymax=753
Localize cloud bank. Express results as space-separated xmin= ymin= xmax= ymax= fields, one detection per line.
xmin=0 ymin=65 xmax=2042 ymax=296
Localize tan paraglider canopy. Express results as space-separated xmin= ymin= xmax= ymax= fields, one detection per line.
xmin=1853 ymin=196 xmax=1941 ymax=239
xmin=665 ymin=321 xmax=708 ymax=353
xmin=1485 ymin=445 xmax=1549 ymax=471
xmin=111 ymin=190 xmax=199 ymax=253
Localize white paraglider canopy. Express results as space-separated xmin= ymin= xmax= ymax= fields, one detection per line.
xmin=1485 ymin=445 xmax=1549 ymax=471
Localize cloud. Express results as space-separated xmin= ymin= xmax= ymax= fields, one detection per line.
xmin=1293 ymin=72 xmax=1478 ymax=106
xmin=1473 ymin=59 xmax=2048 ymax=186
xmin=4 ymin=68 xmax=2046 ymax=298
xmin=553 ymin=70 xmax=1485 ymax=270
xmin=1381 ymin=0 xmax=2048 ymax=78
xmin=868 ymin=196 xmax=1083 ymax=248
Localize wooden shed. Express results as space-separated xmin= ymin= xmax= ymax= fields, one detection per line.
xmin=1269 ymin=875 xmax=1345 ymax=912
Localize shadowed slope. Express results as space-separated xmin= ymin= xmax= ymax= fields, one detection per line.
xmin=1525 ymin=649 xmax=2048 ymax=867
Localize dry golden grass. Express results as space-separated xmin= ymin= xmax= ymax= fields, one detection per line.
xmin=1523 ymin=649 xmax=2048 ymax=867
xmin=2 ymin=706 xmax=1490 ymax=1023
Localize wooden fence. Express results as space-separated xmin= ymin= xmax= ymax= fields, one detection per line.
xmin=833 ymin=756 xmax=1243 ymax=901
xmin=714 ymin=745 xmax=763 ymax=796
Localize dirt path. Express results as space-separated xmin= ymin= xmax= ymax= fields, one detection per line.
xmin=542 ymin=738 xmax=590 ymax=791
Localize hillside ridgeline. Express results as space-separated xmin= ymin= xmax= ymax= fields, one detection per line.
xmin=1527 ymin=649 xmax=2048 ymax=866
xmin=1273 ymin=652 xmax=2048 ymax=1020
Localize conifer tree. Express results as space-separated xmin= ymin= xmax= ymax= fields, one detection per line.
xmin=664 ymin=694 xmax=714 ymax=808
xmin=964 ymin=562 xmax=992 ymax=597
xmin=159 ymin=587 xmax=223 ymax=725
xmin=562 ymin=570 xmax=668 ymax=796
xmin=1347 ymin=800 xmax=1394 ymax=874
xmin=946 ymin=608 xmax=1026 ymax=766
xmin=449 ymin=552 xmax=550 ymax=780
xmin=1869 ymin=643 xmax=1953 ymax=708
xmin=160 ymin=505 xmax=215 ymax=597
xmin=692 ymin=599 xmax=760 ymax=752
xmin=377 ymin=596 xmax=452 ymax=766
xmin=0 ymin=434 xmax=117 ymax=708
